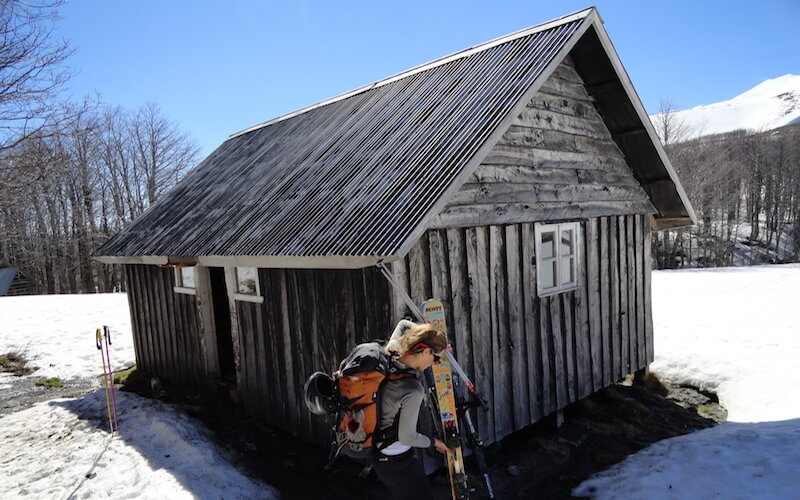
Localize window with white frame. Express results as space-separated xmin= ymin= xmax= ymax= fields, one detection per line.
xmin=535 ymin=222 xmax=580 ymax=296
xmin=174 ymin=266 xmax=196 ymax=294
xmin=234 ymin=266 xmax=263 ymax=303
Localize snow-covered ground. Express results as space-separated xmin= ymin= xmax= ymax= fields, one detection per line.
xmin=0 ymin=390 xmax=277 ymax=499
xmin=2 ymin=266 xmax=799 ymax=499
xmin=0 ymin=294 xmax=277 ymax=499
xmin=0 ymin=293 xmax=135 ymax=382
xmin=574 ymin=263 xmax=800 ymax=498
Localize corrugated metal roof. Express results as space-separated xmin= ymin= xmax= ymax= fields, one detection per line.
xmin=94 ymin=10 xmax=590 ymax=261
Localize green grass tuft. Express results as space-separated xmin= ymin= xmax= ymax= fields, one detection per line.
xmin=35 ymin=377 xmax=64 ymax=388
xmin=116 ymin=366 xmax=150 ymax=394
xmin=113 ymin=366 xmax=137 ymax=385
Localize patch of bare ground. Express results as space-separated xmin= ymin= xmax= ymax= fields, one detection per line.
xmin=126 ymin=370 xmax=722 ymax=500
xmin=0 ymin=375 xmax=99 ymax=417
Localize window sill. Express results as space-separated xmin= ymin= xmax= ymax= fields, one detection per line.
xmin=174 ymin=286 xmax=196 ymax=295
xmin=234 ymin=293 xmax=264 ymax=304
xmin=538 ymin=284 xmax=579 ymax=297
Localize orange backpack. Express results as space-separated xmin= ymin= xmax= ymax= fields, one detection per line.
xmin=334 ymin=342 xmax=414 ymax=459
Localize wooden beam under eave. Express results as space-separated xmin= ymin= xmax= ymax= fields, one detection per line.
xmin=650 ymin=216 xmax=695 ymax=231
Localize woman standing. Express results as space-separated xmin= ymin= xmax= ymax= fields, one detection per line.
xmin=371 ymin=323 xmax=450 ymax=500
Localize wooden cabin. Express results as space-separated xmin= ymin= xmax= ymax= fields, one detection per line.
xmin=94 ymin=8 xmax=696 ymax=446
xmin=0 ymin=259 xmax=37 ymax=296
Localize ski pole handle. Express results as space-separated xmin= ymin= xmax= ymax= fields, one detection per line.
xmin=96 ymin=328 xmax=103 ymax=350
xmin=104 ymin=325 xmax=112 ymax=345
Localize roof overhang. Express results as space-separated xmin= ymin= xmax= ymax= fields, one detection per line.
xmin=569 ymin=15 xmax=697 ymax=230
xmin=93 ymin=254 xmax=399 ymax=269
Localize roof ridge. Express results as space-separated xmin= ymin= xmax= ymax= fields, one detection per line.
xmin=228 ymin=7 xmax=596 ymax=140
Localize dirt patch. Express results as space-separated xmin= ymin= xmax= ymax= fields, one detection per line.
xmin=0 ymin=351 xmax=37 ymax=376
xmin=0 ymin=374 xmax=99 ymax=417
xmin=486 ymin=381 xmax=720 ymax=499
xmin=130 ymin=373 xmax=721 ymax=500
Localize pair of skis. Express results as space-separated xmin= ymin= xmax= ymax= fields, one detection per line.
xmin=96 ymin=325 xmax=119 ymax=433
xmin=421 ymin=299 xmax=495 ymax=500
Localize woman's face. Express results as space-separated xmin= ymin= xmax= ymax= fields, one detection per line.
xmin=418 ymin=347 xmax=438 ymax=371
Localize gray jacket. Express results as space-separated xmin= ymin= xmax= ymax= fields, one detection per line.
xmin=378 ymin=361 xmax=432 ymax=450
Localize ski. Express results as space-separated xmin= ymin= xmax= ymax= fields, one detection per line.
xmin=421 ymin=299 xmax=469 ymax=500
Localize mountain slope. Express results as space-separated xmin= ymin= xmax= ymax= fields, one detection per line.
xmin=653 ymin=74 xmax=800 ymax=138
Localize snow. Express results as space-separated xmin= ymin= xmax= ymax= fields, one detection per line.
xmin=0 ymin=293 xmax=277 ymax=499
xmin=0 ymin=390 xmax=277 ymax=499
xmin=574 ymin=264 xmax=800 ymax=499
xmin=651 ymin=74 xmax=800 ymax=137
xmin=3 ymin=265 xmax=800 ymax=498
xmin=650 ymin=265 xmax=800 ymax=422
xmin=0 ymin=293 xmax=136 ymax=380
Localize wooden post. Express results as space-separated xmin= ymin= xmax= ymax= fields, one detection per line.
xmin=194 ymin=266 xmax=220 ymax=386
xmin=224 ymin=267 xmax=243 ymax=396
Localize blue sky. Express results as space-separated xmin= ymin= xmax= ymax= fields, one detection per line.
xmin=55 ymin=1 xmax=799 ymax=157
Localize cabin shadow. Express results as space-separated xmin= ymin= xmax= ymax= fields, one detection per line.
xmin=54 ymin=376 xmax=728 ymax=499
xmin=48 ymin=388 xmax=279 ymax=499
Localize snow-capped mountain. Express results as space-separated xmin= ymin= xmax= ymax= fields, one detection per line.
xmin=652 ymin=74 xmax=800 ymax=138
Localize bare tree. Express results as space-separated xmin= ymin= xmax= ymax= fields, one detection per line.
xmin=130 ymin=102 xmax=198 ymax=208
xmin=652 ymin=99 xmax=691 ymax=147
xmin=0 ymin=1 xmax=72 ymax=152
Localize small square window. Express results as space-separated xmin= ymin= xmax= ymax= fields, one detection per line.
xmin=535 ymin=222 xmax=581 ymax=296
xmin=179 ymin=267 xmax=195 ymax=288
xmin=233 ymin=267 xmax=263 ymax=303
xmin=236 ymin=267 xmax=258 ymax=295
xmin=174 ymin=266 xmax=196 ymax=295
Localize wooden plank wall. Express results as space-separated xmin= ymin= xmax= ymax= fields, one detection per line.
xmin=432 ymin=56 xmax=655 ymax=229
xmin=396 ymin=214 xmax=652 ymax=444
xmin=233 ymin=268 xmax=392 ymax=446
xmin=124 ymin=264 xmax=205 ymax=385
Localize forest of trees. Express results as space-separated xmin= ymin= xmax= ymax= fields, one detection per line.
xmin=1 ymin=2 xmax=797 ymax=296
xmin=0 ymin=102 xmax=198 ymax=293
xmin=652 ymin=103 xmax=800 ymax=269
xmin=0 ymin=1 xmax=198 ymax=294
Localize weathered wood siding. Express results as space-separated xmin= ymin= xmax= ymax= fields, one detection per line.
xmin=433 ymin=57 xmax=655 ymax=228
xmin=126 ymin=265 xmax=392 ymax=446
xmin=395 ymin=214 xmax=653 ymax=444
xmin=124 ymin=264 xmax=205 ymax=385
xmin=234 ymin=268 xmax=393 ymax=445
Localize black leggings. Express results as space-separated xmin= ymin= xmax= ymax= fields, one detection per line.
xmin=369 ymin=449 xmax=433 ymax=500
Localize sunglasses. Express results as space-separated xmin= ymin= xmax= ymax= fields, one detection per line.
xmin=410 ymin=342 xmax=442 ymax=361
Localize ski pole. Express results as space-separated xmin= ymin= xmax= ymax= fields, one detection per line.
xmin=103 ymin=326 xmax=119 ymax=432
xmin=96 ymin=328 xmax=114 ymax=433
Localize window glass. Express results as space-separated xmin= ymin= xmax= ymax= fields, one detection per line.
xmin=541 ymin=231 xmax=555 ymax=259
xmin=561 ymin=257 xmax=574 ymax=285
xmin=536 ymin=221 xmax=580 ymax=296
xmin=540 ymin=260 xmax=556 ymax=289
xmin=561 ymin=229 xmax=573 ymax=256
xmin=179 ymin=267 xmax=195 ymax=288
xmin=237 ymin=267 xmax=258 ymax=295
